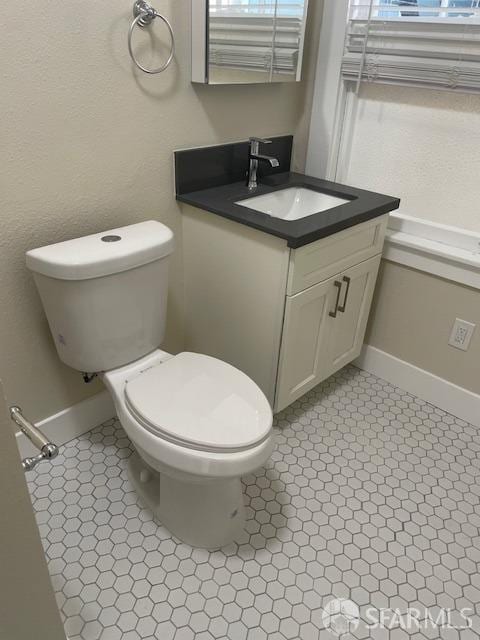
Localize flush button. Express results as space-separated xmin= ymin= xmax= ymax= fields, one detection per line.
xmin=101 ymin=235 xmax=121 ymax=243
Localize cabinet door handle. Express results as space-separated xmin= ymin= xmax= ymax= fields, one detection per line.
xmin=338 ymin=276 xmax=351 ymax=313
xmin=329 ymin=281 xmax=342 ymax=318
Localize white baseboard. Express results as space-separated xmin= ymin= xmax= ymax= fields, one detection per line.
xmin=355 ymin=345 xmax=480 ymax=429
xmin=15 ymin=391 xmax=115 ymax=458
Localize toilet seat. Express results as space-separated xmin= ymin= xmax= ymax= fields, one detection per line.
xmin=124 ymin=352 xmax=272 ymax=453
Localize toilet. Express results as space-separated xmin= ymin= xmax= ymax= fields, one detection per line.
xmin=26 ymin=220 xmax=274 ymax=548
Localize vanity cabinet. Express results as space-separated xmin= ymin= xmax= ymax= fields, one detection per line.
xmin=182 ymin=206 xmax=388 ymax=413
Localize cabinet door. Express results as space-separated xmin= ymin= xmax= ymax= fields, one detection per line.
xmin=324 ymin=255 xmax=381 ymax=378
xmin=275 ymin=276 xmax=337 ymax=412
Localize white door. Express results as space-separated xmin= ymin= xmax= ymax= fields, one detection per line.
xmin=0 ymin=382 xmax=67 ymax=640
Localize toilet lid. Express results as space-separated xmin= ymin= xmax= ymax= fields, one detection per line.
xmin=124 ymin=352 xmax=273 ymax=452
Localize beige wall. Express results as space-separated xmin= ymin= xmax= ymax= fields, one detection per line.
xmin=366 ymin=261 xmax=480 ymax=395
xmin=345 ymin=83 xmax=480 ymax=234
xmin=1 ymin=2 xmax=321 ymax=423
xmin=0 ymin=383 xmax=66 ymax=640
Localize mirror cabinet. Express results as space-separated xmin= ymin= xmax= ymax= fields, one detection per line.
xmin=192 ymin=0 xmax=310 ymax=85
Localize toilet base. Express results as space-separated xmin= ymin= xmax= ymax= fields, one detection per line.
xmin=128 ymin=453 xmax=246 ymax=549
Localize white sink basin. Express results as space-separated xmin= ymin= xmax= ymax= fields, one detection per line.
xmin=236 ymin=187 xmax=350 ymax=221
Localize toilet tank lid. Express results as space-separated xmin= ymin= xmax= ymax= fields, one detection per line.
xmin=26 ymin=221 xmax=174 ymax=280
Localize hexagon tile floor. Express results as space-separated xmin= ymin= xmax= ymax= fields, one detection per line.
xmin=27 ymin=365 xmax=480 ymax=640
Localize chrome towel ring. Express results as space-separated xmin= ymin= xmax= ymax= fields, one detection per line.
xmin=128 ymin=0 xmax=175 ymax=75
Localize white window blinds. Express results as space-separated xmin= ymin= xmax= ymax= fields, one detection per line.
xmin=342 ymin=1 xmax=480 ymax=92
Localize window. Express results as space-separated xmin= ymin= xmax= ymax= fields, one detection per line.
xmin=209 ymin=1 xmax=305 ymax=17
xmin=343 ymin=0 xmax=480 ymax=91
xmin=378 ymin=1 xmax=479 ymax=19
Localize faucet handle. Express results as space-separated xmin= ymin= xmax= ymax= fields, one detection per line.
xmin=249 ymin=136 xmax=272 ymax=145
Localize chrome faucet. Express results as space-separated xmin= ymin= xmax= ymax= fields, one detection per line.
xmin=247 ymin=137 xmax=280 ymax=191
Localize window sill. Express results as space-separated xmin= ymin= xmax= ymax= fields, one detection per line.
xmin=384 ymin=213 xmax=480 ymax=290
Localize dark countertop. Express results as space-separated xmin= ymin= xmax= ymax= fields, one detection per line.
xmin=177 ymin=172 xmax=400 ymax=248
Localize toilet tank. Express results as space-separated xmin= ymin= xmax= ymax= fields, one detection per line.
xmin=26 ymin=221 xmax=174 ymax=373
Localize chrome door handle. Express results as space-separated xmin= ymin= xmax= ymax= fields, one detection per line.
xmin=329 ymin=281 xmax=343 ymax=318
xmin=338 ymin=276 xmax=351 ymax=313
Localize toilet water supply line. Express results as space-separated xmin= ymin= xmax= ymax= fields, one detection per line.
xmin=10 ymin=406 xmax=59 ymax=472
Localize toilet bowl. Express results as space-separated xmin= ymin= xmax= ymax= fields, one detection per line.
xmin=26 ymin=220 xmax=274 ymax=548
xmin=104 ymin=349 xmax=274 ymax=548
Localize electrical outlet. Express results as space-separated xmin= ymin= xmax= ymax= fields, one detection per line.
xmin=449 ymin=318 xmax=476 ymax=351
